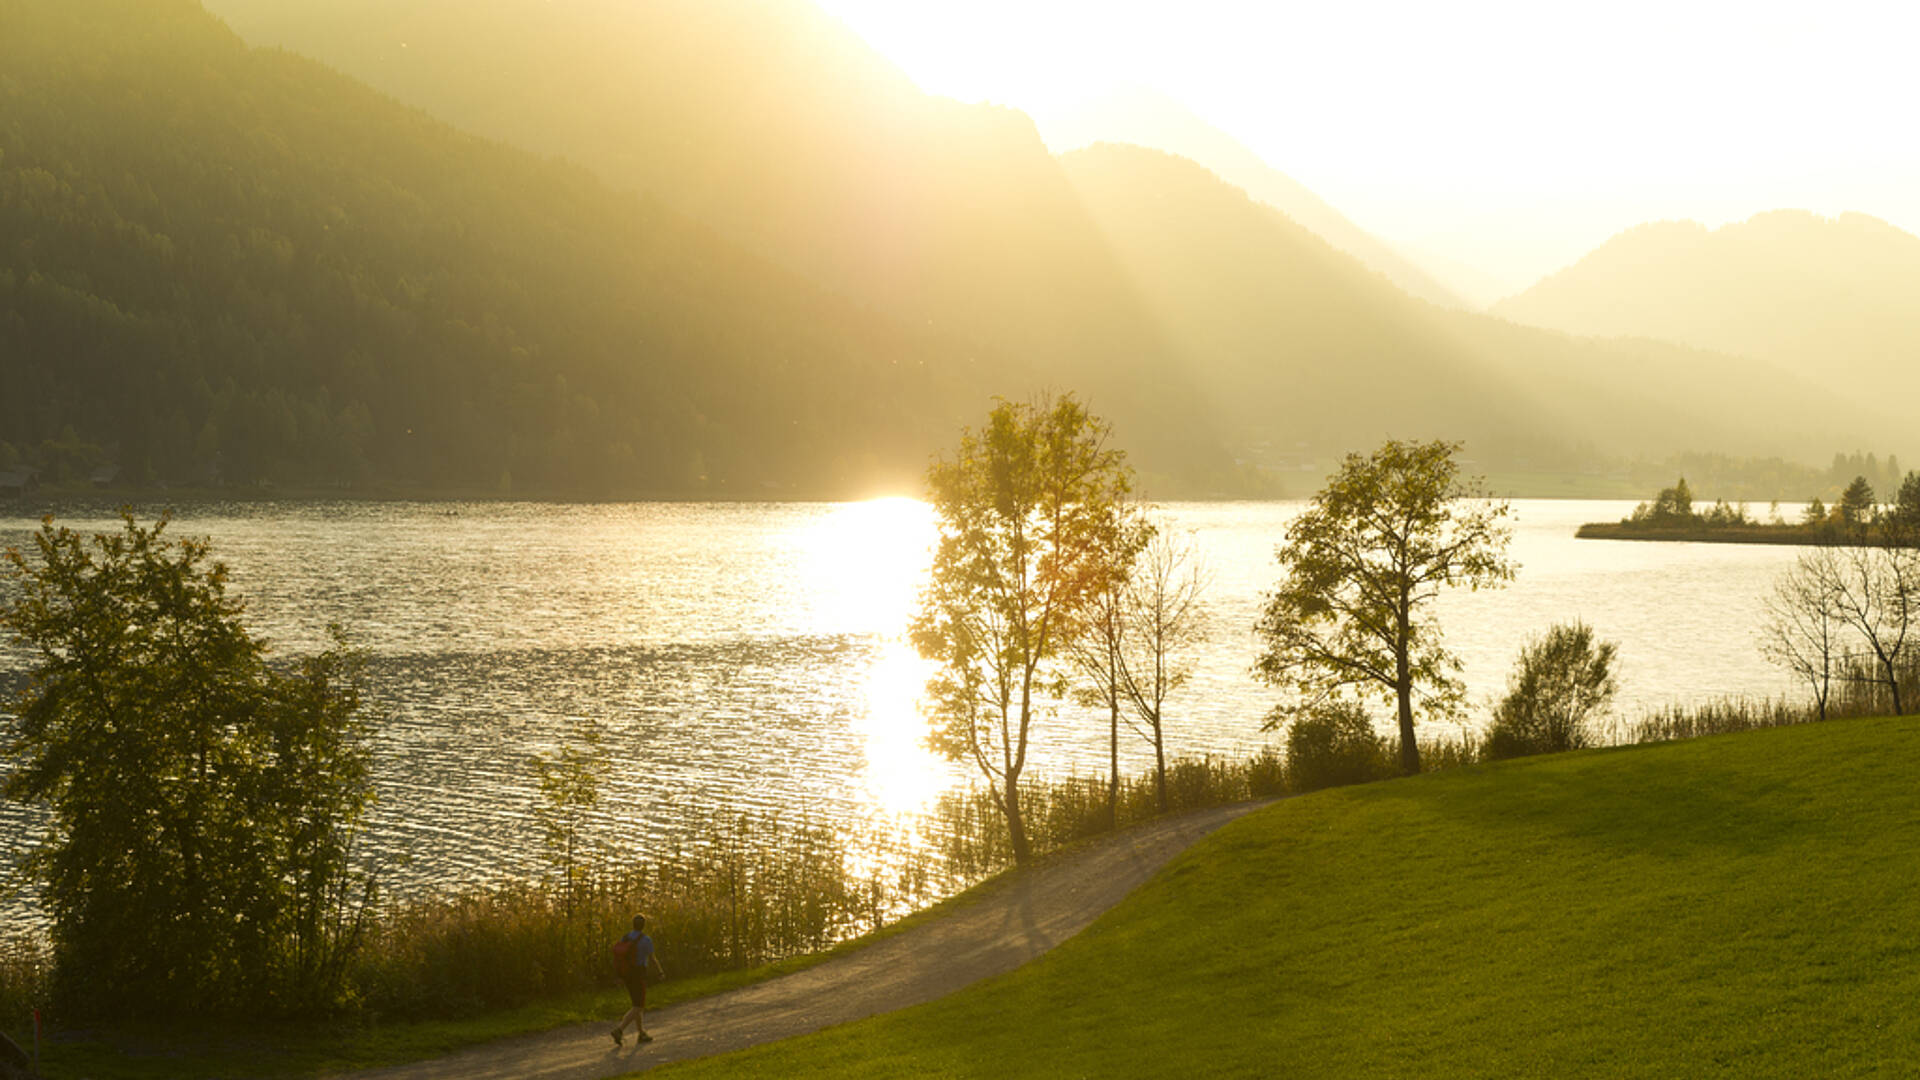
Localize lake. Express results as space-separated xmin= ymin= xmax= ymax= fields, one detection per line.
xmin=0 ymin=498 xmax=1810 ymax=904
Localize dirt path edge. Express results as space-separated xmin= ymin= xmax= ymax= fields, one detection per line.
xmin=337 ymin=799 xmax=1272 ymax=1080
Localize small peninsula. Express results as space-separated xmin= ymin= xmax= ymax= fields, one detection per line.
xmin=1578 ymin=474 xmax=1920 ymax=545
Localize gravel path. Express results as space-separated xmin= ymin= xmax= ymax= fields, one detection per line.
xmin=335 ymin=800 xmax=1269 ymax=1080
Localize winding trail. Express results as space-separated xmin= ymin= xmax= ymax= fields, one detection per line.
xmin=337 ymin=800 xmax=1268 ymax=1080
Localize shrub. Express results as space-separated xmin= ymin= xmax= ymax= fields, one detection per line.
xmin=1486 ymin=622 xmax=1619 ymax=759
xmin=1282 ymin=701 xmax=1394 ymax=792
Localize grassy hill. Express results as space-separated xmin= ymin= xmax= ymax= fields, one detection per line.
xmin=1494 ymin=211 xmax=1920 ymax=415
xmin=655 ymin=715 xmax=1920 ymax=1078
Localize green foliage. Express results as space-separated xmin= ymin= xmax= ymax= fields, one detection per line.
xmin=0 ymin=512 xmax=375 ymax=1018
xmin=912 ymin=395 xmax=1136 ymax=864
xmin=1278 ymin=700 xmax=1394 ymax=792
xmin=1802 ymin=497 xmax=1828 ymax=526
xmin=1838 ymin=474 xmax=1877 ymax=527
xmin=1485 ymin=622 xmax=1619 ymax=759
xmin=1895 ymin=472 xmax=1920 ymax=531
xmin=1628 ymin=476 xmax=1696 ymax=525
xmin=1255 ymin=439 xmax=1515 ymax=774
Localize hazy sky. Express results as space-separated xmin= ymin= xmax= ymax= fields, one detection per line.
xmin=814 ymin=0 xmax=1920 ymax=296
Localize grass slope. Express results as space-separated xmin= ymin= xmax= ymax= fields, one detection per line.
xmin=654 ymin=716 xmax=1920 ymax=1078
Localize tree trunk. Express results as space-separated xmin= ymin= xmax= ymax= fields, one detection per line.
xmin=1153 ymin=719 xmax=1168 ymax=814
xmin=1004 ymin=770 xmax=1032 ymax=865
xmin=1396 ymin=604 xmax=1420 ymax=774
xmin=1108 ymin=697 xmax=1120 ymax=831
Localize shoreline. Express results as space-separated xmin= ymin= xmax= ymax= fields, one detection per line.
xmin=1574 ymin=521 xmax=1910 ymax=546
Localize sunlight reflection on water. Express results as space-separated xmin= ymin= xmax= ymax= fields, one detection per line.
xmin=0 ymin=497 xmax=1808 ymax=912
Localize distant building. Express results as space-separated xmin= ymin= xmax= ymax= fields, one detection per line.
xmin=0 ymin=466 xmax=40 ymax=497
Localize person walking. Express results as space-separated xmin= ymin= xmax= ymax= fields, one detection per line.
xmin=610 ymin=913 xmax=664 ymax=1046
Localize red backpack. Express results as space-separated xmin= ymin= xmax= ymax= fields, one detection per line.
xmin=610 ymin=935 xmax=634 ymax=973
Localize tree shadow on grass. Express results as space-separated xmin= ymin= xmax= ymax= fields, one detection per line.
xmin=1368 ymin=749 xmax=1810 ymax=861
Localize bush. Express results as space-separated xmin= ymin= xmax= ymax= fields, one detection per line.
xmin=1486 ymin=622 xmax=1619 ymax=759
xmin=1282 ymin=701 xmax=1394 ymax=792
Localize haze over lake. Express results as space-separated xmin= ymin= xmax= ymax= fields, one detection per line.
xmin=1 ymin=498 xmax=1806 ymax=900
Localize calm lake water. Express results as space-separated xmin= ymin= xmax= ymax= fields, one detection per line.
xmin=0 ymin=498 xmax=1810 ymax=906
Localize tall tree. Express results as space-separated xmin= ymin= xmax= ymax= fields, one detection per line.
xmin=1838 ymin=475 xmax=1877 ymax=529
xmin=1255 ymin=439 xmax=1515 ymax=774
xmin=1119 ymin=526 xmax=1210 ymax=812
xmin=1069 ymin=509 xmax=1153 ymax=829
xmin=1889 ymin=471 xmax=1920 ymax=535
xmin=2 ymin=513 xmax=375 ymax=1015
xmin=912 ymin=395 xmax=1135 ymax=865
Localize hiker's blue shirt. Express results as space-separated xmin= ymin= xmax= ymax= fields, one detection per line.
xmin=621 ymin=930 xmax=654 ymax=972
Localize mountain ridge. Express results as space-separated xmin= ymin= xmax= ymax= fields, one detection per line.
xmin=1492 ymin=210 xmax=1920 ymax=416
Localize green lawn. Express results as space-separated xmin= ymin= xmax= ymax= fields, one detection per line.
xmin=653 ymin=715 xmax=1920 ymax=1079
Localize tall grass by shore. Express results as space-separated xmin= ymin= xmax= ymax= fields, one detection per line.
xmin=7 ymin=661 xmax=1903 ymax=1036
xmin=1 ymin=747 xmax=1342 ymax=1029
xmin=1625 ymin=660 xmax=1919 ymax=744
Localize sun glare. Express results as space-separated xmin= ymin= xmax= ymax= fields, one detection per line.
xmin=852 ymin=637 xmax=949 ymax=816
xmin=801 ymin=498 xmax=948 ymax=816
xmin=802 ymin=496 xmax=936 ymax=634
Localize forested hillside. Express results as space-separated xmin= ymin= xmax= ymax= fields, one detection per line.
xmin=202 ymin=0 xmax=1218 ymax=474
xmin=3 ymin=0 xmax=1906 ymax=496
xmin=0 ymin=0 xmax=1013 ymax=495
xmin=1493 ymin=212 xmax=1920 ymax=412
xmin=202 ymin=0 xmax=1908 ymax=480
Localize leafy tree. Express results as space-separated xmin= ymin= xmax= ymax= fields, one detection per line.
xmin=1802 ymin=497 xmax=1828 ymax=526
xmin=1 ymin=513 xmax=375 ymax=1016
xmin=1485 ymin=622 xmax=1619 ymax=758
xmin=1838 ymin=475 xmax=1877 ymax=528
xmin=1653 ymin=477 xmax=1694 ymax=523
xmin=913 ymin=395 xmax=1135 ymax=864
xmin=1256 ymin=439 xmax=1515 ymax=774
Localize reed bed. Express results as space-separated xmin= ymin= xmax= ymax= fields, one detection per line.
xmin=338 ymin=751 xmax=1316 ymax=1021
xmin=349 ymin=812 xmax=933 ymax=1020
xmin=0 ymin=932 xmax=50 ymax=1037
xmin=1624 ymin=659 xmax=1920 ymax=745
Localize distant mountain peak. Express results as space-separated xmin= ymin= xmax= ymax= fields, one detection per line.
xmin=1493 ymin=209 xmax=1920 ymax=427
xmin=1029 ymin=84 xmax=1475 ymax=310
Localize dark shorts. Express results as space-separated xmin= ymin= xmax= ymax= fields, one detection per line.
xmin=623 ymin=972 xmax=647 ymax=1008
